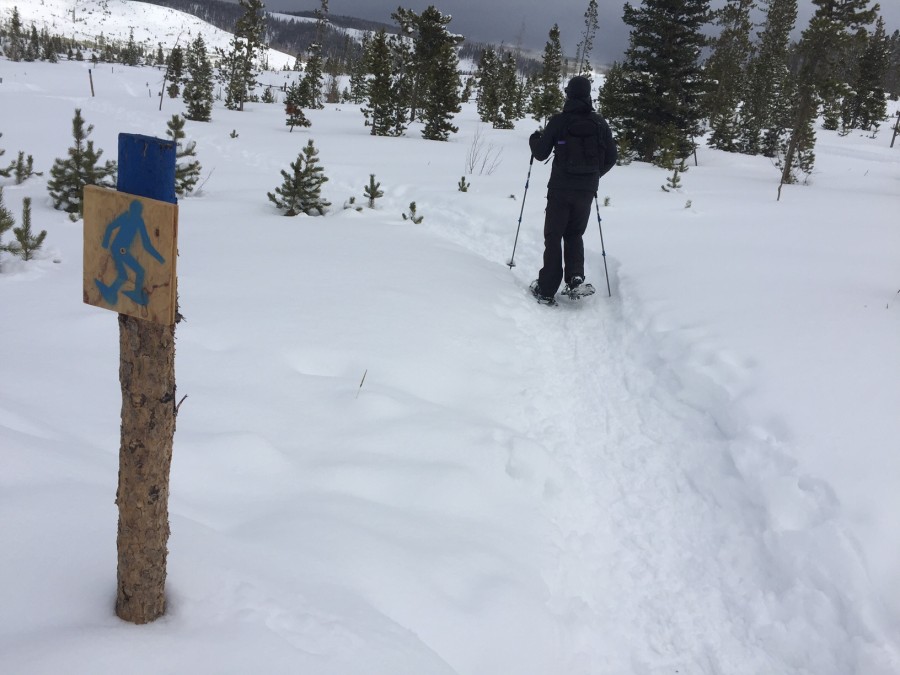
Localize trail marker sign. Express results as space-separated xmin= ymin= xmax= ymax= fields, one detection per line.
xmin=83 ymin=185 xmax=178 ymax=325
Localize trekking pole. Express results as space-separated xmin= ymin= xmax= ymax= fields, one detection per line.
xmin=594 ymin=196 xmax=611 ymax=297
xmin=507 ymin=155 xmax=534 ymax=269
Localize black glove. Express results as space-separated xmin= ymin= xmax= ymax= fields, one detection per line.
xmin=530 ymin=131 xmax=541 ymax=141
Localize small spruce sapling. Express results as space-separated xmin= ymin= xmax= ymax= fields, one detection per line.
xmin=402 ymin=201 xmax=423 ymax=224
xmin=13 ymin=152 xmax=43 ymax=185
xmin=229 ymin=129 xmax=239 ymax=138
xmin=661 ymin=158 xmax=688 ymax=192
xmin=165 ymin=115 xmax=202 ymax=196
xmin=457 ymin=176 xmax=470 ymax=192
xmin=267 ymin=139 xmax=331 ymax=216
xmin=603 ymin=196 xmax=611 ymax=207
xmin=343 ymin=196 xmax=363 ymax=212
xmin=12 ymin=198 xmax=46 ymax=261
xmin=46 ymin=109 xmax=117 ymax=219
xmin=0 ymin=187 xmax=15 ymax=269
xmin=364 ymin=174 xmax=383 ymax=208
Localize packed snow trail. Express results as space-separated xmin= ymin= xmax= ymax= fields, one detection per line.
xmin=421 ymin=187 xmax=899 ymax=674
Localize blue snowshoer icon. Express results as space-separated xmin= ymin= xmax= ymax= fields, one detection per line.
xmin=95 ymin=199 xmax=165 ymax=306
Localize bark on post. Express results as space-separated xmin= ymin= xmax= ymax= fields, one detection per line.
xmin=115 ymin=314 xmax=176 ymax=623
xmin=111 ymin=133 xmax=178 ymax=624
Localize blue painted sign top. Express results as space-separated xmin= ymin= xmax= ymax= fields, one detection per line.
xmin=117 ymin=133 xmax=177 ymax=205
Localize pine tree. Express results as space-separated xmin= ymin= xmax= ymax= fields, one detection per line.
xmin=284 ymin=80 xmax=311 ymax=131
xmin=392 ymin=7 xmax=462 ymax=141
xmin=0 ymin=133 xmax=10 ymax=177
xmin=12 ymin=198 xmax=46 ymax=261
xmin=12 ymin=152 xmax=43 ymax=185
xmin=531 ymin=24 xmax=565 ymax=125
xmin=574 ymin=0 xmax=600 ymax=75
xmin=843 ymin=17 xmax=890 ymax=131
xmin=218 ymin=0 xmax=266 ymax=111
xmin=705 ymin=0 xmax=755 ymax=152
xmin=297 ymin=0 xmax=329 ymax=109
xmin=166 ymin=45 xmax=185 ymax=97
xmin=183 ymin=35 xmax=214 ymax=122
xmin=47 ymin=109 xmax=117 ymax=218
xmin=298 ymin=44 xmax=325 ymax=109
xmin=267 ymin=140 xmax=330 ymax=216
xmin=165 ymin=115 xmax=202 ymax=196
xmin=347 ymin=33 xmax=370 ymax=104
xmin=619 ymin=0 xmax=712 ymax=164
xmin=418 ymin=8 xmax=462 ymax=141
xmin=476 ymin=48 xmax=502 ymax=125
xmin=0 ymin=187 xmax=15 ymax=269
xmin=498 ymin=52 xmax=522 ymax=128
xmin=737 ymin=0 xmax=797 ymax=155
xmin=779 ymin=0 xmax=878 ymax=185
xmin=7 ymin=6 xmax=25 ymax=62
xmin=364 ymin=174 xmax=383 ymax=208
xmin=361 ymin=29 xmax=406 ymax=137
xmin=122 ymin=28 xmax=140 ymax=66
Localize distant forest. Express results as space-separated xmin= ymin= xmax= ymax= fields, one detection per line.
xmin=135 ymin=0 xmax=542 ymax=74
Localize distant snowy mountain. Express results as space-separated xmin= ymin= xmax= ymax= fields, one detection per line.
xmin=0 ymin=0 xmax=295 ymax=68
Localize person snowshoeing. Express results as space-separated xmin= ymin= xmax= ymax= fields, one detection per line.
xmin=528 ymin=75 xmax=617 ymax=304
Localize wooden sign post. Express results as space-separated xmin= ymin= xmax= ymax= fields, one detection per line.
xmin=84 ymin=133 xmax=178 ymax=624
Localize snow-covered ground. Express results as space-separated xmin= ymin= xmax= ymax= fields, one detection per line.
xmin=0 ymin=0 xmax=296 ymax=69
xmin=2 ymin=3 xmax=900 ymax=674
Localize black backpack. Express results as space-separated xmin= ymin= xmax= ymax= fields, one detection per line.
xmin=559 ymin=115 xmax=604 ymax=175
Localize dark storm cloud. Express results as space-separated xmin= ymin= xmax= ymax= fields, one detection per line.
xmin=265 ymin=0 xmax=900 ymax=66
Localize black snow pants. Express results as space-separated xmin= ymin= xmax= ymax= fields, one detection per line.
xmin=538 ymin=188 xmax=594 ymax=296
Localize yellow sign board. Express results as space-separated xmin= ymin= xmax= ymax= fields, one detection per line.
xmin=83 ymin=185 xmax=178 ymax=325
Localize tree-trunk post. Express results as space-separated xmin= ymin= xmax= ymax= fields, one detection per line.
xmin=112 ymin=134 xmax=178 ymax=624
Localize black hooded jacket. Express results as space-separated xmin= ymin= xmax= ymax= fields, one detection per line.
xmin=529 ymin=95 xmax=617 ymax=193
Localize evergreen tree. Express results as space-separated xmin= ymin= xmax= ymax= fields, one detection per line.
xmin=779 ymin=0 xmax=879 ymax=184
xmin=574 ymin=0 xmax=600 ymax=75
xmin=0 ymin=133 xmax=10 ymax=177
xmin=166 ymin=44 xmax=185 ymax=97
xmin=12 ymin=152 xmax=42 ymax=185
xmin=47 ymin=109 xmax=117 ymax=218
xmin=165 ymin=115 xmax=202 ymax=196
xmin=347 ymin=33 xmax=370 ymax=104
xmin=364 ymin=174 xmax=383 ymax=208
xmin=25 ymin=24 xmax=39 ymax=62
xmin=361 ymin=29 xmax=406 ymax=137
xmin=737 ymin=0 xmax=797 ymax=155
xmin=298 ymin=44 xmax=325 ymax=109
xmin=12 ymin=198 xmax=45 ymax=261
xmin=476 ymin=48 xmax=501 ymax=125
xmin=843 ymin=16 xmax=890 ymax=131
xmin=6 ymin=7 xmax=25 ymax=62
xmin=618 ymin=0 xmax=712 ymax=164
xmin=705 ymin=0 xmax=755 ymax=152
xmin=297 ymin=0 xmax=329 ymax=109
xmin=284 ymin=80 xmax=312 ymax=131
xmin=531 ymin=24 xmax=565 ymax=125
xmin=598 ymin=61 xmax=636 ymax=164
xmin=267 ymin=140 xmax=330 ymax=216
xmin=495 ymin=52 xmax=521 ymax=129
xmin=122 ymin=28 xmax=140 ymax=66
xmin=0 ymin=187 xmax=14 ymax=269
xmin=183 ymin=35 xmax=214 ymax=122
xmin=218 ymin=0 xmax=266 ymax=111
xmin=415 ymin=7 xmax=462 ymax=141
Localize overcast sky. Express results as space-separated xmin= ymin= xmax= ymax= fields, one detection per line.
xmin=265 ymin=1 xmax=900 ymax=65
